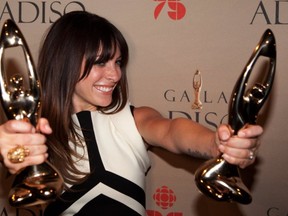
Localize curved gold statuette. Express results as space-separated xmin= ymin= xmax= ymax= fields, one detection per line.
xmin=0 ymin=19 xmax=64 ymax=207
xmin=194 ymin=29 xmax=276 ymax=204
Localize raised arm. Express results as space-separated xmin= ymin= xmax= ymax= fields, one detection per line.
xmin=134 ymin=106 xmax=263 ymax=168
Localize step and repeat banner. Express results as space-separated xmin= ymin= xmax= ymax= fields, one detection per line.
xmin=0 ymin=1 xmax=287 ymax=216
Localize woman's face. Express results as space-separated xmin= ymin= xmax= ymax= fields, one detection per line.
xmin=72 ymin=47 xmax=122 ymax=113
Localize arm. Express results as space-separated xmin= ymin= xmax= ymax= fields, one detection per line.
xmin=134 ymin=106 xmax=218 ymax=158
xmin=134 ymin=106 xmax=263 ymax=168
xmin=0 ymin=118 xmax=52 ymax=174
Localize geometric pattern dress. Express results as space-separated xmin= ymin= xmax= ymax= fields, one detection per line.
xmin=44 ymin=103 xmax=150 ymax=215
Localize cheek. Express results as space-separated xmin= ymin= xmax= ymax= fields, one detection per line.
xmin=117 ymin=69 xmax=123 ymax=80
xmin=75 ymin=77 xmax=92 ymax=93
xmin=78 ymin=71 xmax=100 ymax=87
xmin=73 ymin=82 xmax=84 ymax=98
xmin=89 ymin=70 xmax=103 ymax=80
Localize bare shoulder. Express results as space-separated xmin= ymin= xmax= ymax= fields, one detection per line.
xmin=133 ymin=106 xmax=171 ymax=146
xmin=133 ymin=106 xmax=162 ymax=124
xmin=133 ymin=106 xmax=160 ymax=115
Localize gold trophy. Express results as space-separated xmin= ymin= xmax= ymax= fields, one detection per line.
xmin=0 ymin=19 xmax=63 ymax=207
xmin=194 ymin=29 xmax=276 ymax=204
xmin=191 ymin=70 xmax=203 ymax=110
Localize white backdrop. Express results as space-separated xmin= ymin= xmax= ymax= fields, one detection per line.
xmin=0 ymin=1 xmax=287 ymax=215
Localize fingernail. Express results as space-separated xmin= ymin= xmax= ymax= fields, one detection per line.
xmin=222 ymin=132 xmax=229 ymax=140
xmin=238 ymin=130 xmax=245 ymax=137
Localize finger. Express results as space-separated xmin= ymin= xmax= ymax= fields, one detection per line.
xmin=24 ymin=144 xmax=48 ymax=157
xmin=222 ymin=146 xmax=257 ymax=160
xmin=217 ymin=124 xmax=233 ymax=142
xmin=2 ymin=133 xmax=47 ymax=148
xmin=22 ymin=153 xmax=48 ymax=166
xmin=237 ymin=125 xmax=263 ymax=138
xmin=222 ymin=153 xmax=256 ymax=169
xmin=36 ymin=118 xmax=52 ymax=134
xmin=4 ymin=153 xmax=48 ymax=174
xmin=3 ymin=120 xmax=35 ymax=133
xmin=221 ymin=135 xmax=260 ymax=150
xmin=0 ymin=133 xmax=47 ymax=167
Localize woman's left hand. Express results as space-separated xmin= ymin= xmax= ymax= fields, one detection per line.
xmin=216 ymin=124 xmax=263 ymax=168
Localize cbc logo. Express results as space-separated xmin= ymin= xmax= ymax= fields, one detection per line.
xmin=153 ymin=186 xmax=176 ymax=209
xmin=146 ymin=186 xmax=183 ymax=216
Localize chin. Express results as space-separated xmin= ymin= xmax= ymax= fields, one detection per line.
xmin=97 ymin=100 xmax=113 ymax=108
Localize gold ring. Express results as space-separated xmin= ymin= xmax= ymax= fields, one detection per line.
xmin=7 ymin=145 xmax=30 ymax=163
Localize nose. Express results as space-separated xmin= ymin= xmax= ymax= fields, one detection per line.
xmin=105 ymin=63 xmax=121 ymax=82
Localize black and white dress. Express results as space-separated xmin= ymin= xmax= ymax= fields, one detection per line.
xmin=44 ymin=103 xmax=151 ymax=215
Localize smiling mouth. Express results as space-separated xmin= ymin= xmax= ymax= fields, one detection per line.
xmin=95 ymin=85 xmax=116 ymax=93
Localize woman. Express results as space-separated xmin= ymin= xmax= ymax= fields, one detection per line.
xmin=0 ymin=11 xmax=262 ymax=215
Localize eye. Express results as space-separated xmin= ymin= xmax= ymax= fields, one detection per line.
xmin=116 ymin=59 xmax=122 ymax=67
xmin=94 ymin=60 xmax=105 ymax=67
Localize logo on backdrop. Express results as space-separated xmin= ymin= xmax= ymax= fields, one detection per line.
xmin=153 ymin=0 xmax=186 ymax=20
xmin=146 ymin=186 xmax=183 ymax=216
xmin=250 ymin=1 xmax=288 ymax=24
xmin=0 ymin=1 xmax=86 ymax=23
xmin=164 ymin=70 xmax=229 ymax=130
xmin=152 ymin=0 xmax=288 ymax=24
xmin=191 ymin=70 xmax=203 ymax=110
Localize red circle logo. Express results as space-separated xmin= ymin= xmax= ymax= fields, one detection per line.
xmin=153 ymin=186 xmax=176 ymax=209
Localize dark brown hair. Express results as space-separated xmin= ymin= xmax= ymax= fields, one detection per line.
xmin=37 ymin=11 xmax=129 ymax=184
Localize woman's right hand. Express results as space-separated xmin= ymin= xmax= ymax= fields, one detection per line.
xmin=0 ymin=118 xmax=52 ymax=174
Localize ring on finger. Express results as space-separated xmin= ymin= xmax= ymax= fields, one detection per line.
xmin=248 ymin=150 xmax=254 ymax=160
xmin=7 ymin=145 xmax=30 ymax=163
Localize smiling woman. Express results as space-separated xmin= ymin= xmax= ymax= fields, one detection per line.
xmin=36 ymin=11 xmax=145 ymax=215
xmin=37 ymin=10 xmax=130 ymax=182
xmin=0 ymin=10 xmax=263 ymax=216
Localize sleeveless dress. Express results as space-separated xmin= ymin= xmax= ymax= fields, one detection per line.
xmin=44 ymin=103 xmax=151 ymax=215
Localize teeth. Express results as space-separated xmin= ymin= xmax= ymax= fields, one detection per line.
xmin=96 ymin=86 xmax=114 ymax=92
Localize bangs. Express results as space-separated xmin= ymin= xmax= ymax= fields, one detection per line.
xmin=80 ymin=21 xmax=128 ymax=80
xmin=95 ymin=37 xmax=119 ymax=64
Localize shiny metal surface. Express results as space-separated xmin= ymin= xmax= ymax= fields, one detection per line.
xmin=194 ymin=29 xmax=276 ymax=204
xmin=0 ymin=19 xmax=64 ymax=207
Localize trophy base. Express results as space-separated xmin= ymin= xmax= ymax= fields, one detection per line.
xmin=195 ymin=156 xmax=252 ymax=204
xmin=8 ymin=162 xmax=64 ymax=207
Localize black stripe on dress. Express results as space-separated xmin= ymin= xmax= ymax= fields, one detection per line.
xmin=44 ymin=111 xmax=145 ymax=215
